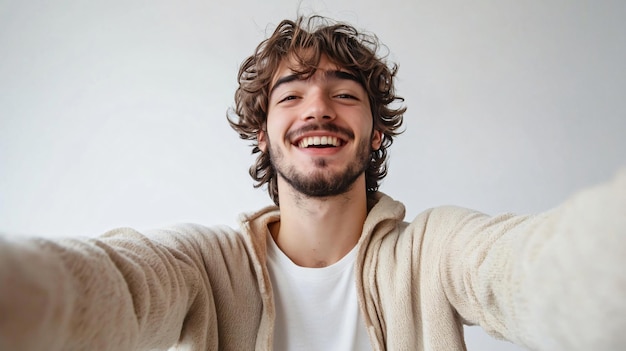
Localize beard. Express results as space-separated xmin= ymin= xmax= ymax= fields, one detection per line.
xmin=267 ymin=131 xmax=372 ymax=198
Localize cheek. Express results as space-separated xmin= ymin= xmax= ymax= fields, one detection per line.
xmin=266 ymin=113 xmax=294 ymax=139
xmin=265 ymin=122 xmax=282 ymax=140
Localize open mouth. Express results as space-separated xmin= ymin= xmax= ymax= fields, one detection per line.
xmin=296 ymin=135 xmax=343 ymax=148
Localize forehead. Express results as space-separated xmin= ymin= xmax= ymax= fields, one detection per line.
xmin=269 ymin=55 xmax=356 ymax=90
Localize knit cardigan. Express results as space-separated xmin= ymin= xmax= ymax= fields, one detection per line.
xmin=0 ymin=171 xmax=624 ymax=350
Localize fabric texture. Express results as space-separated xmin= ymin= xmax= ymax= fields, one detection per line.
xmin=267 ymin=232 xmax=371 ymax=350
xmin=0 ymin=170 xmax=624 ymax=350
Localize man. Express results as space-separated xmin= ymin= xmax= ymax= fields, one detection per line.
xmin=0 ymin=16 xmax=624 ymax=351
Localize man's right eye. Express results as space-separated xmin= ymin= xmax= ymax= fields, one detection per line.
xmin=279 ymin=95 xmax=298 ymax=103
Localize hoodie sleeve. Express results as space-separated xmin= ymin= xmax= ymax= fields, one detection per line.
xmin=0 ymin=226 xmax=216 ymax=351
xmin=431 ymin=170 xmax=626 ymax=350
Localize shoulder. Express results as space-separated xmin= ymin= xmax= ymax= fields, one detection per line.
xmin=98 ymin=223 xmax=251 ymax=264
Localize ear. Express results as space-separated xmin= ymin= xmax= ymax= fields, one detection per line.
xmin=371 ymin=129 xmax=383 ymax=151
xmin=258 ymin=129 xmax=267 ymax=152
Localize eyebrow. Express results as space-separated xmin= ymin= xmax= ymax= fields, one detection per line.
xmin=269 ymin=70 xmax=363 ymax=96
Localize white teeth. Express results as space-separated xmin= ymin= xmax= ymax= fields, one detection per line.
xmin=298 ymin=136 xmax=339 ymax=148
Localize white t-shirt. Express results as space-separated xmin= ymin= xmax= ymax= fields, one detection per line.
xmin=266 ymin=234 xmax=372 ymax=350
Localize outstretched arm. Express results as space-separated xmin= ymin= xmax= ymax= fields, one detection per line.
xmin=433 ymin=170 xmax=626 ymax=350
xmin=0 ymin=227 xmax=213 ymax=351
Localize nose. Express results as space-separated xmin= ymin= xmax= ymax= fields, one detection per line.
xmin=302 ymin=89 xmax=335 ymax=122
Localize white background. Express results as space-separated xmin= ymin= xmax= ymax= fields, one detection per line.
xmin=1 ymin=1 xmax=625 ymax=350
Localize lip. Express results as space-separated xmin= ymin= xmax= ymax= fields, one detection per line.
xmin=295 ymin=142 xmax=344 ymax=156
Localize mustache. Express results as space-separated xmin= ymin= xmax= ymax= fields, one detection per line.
xmin=285 ymin=123 xmax=355 ymax=142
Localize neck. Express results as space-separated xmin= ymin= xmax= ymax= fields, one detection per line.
xmin=270 ymin=176 xmax=368 ymax=268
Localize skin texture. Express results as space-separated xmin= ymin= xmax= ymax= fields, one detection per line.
xmin=258 ymin=55 xmax=382 ymax=268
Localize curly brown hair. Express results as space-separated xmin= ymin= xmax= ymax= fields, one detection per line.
xmin=227 ymin=16 xmax=406 ymax=205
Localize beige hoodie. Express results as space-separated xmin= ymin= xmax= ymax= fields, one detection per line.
xmin=1 ymin=171 xmax=625 ymax=350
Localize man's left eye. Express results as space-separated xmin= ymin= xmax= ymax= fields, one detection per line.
xmin=336 ymin=94 xmax=357 ymax=100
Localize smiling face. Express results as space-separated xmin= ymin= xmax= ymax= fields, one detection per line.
xmin=258 ymin=55 xmax=382 ymax=200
